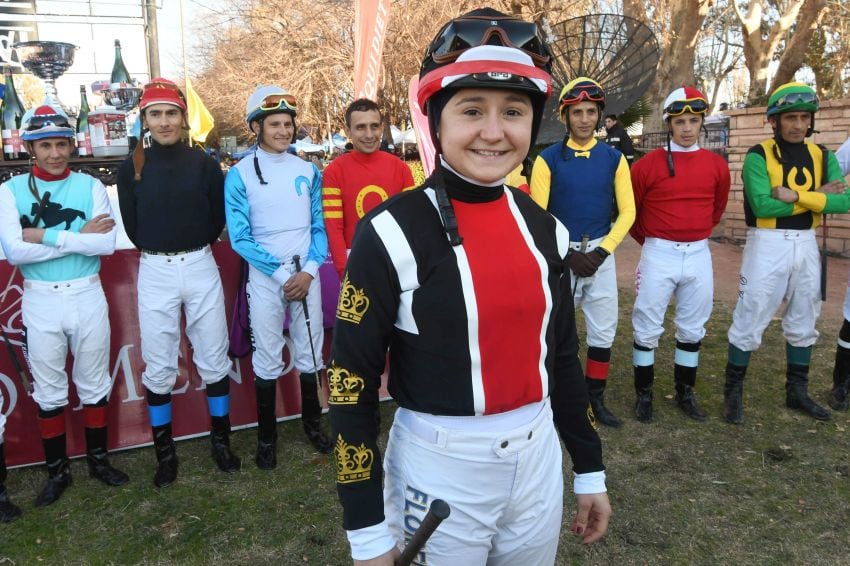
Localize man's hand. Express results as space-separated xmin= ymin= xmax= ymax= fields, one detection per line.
xmin=817 ymin=180 xmax=847 ymax=195
xmin=568 ymin=251 xmax=600 ymax=278
xmin=771 ymin=185 xmax=799 ymax=203
xmin=21 ymin=228 xmax=45 ymax=244
xmin=353 ymin=546 xmax=400 ymax=566
xmin=81 ymin=214 xmax=116 ymax=234
xmin=283 ymin=271 xmax=313 ymax=301
xmin=571 ymin=492 xmax=611 ymax=545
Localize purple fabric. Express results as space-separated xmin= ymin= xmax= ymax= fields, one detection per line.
xmin=228 ymin=258 xmax=252 ymax=358
xmin=282 ymin=257 xmax=341 ymax=331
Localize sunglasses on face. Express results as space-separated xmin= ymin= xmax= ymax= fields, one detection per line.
xmin=257 ymin=94 xmax=298 ymax=113
xmin=773 ymin=91 xmax=818 ymax=108
xmin=664 ymin=98 xmax=709 ymax=116
xmin=427 ymin=17 xmax=550 ymax=67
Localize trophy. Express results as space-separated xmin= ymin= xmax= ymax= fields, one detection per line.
xmin=13 ymin=41 xmax=77 ymax=108
xmin=94 ymin=81 xmax=143 ymax=112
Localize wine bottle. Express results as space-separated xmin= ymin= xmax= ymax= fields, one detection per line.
xmin=1 ymin=66 xmax=27 ymax=160
xmin=110 ymin=39 xmax=132 ymax=86
xmin=76 ymin=85 xmax=92 ymax=157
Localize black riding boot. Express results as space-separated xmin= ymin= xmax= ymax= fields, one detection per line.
xmin=210 ymin=415 xmax=241 ymax=473
xmin=786 ymin=363 xmax=831 ymax=420
xmin=723 ymin=363 xmax=747 ymax=424
xmin=587 ymin=378 xmax=623 ymax=427
xmin=300 ymin=372 xmax=332 ymax=454
xmin=674 ymin=367 xmax=706 ymax=422
xmin=85 ymin=426 xmax=129 ymax=487
xmin=0 ymin=444 xmax=22 ymax=522
xmin=829 ymin=345 xmax=850 ymax=411
xmin=152 ymin=423 xmax=178 ymax=488
xmin=255 ymin=379 xmax=278 ymax=470
xmin=34 ymin=435 xmax=72 ymax=507
xmin=633 ymin=360 xmax=654 ymax=423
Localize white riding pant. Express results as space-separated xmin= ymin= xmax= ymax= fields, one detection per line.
xmin=247 ymin=262 xmax=324 ymax=379
xmin=138 ymin=246 xmax=231 ymax=394
xmin=633 ymin=237 xmax=713 ymax=349
xmin=383 ymin=400 xmax=563 ymax=565
xmin=22 ymin=275 xmax=112 ymax=410
xmin=728 ymin=228 xmax=820 ymax=351
xmin=570 ymin=237 xmax=618 ymax=348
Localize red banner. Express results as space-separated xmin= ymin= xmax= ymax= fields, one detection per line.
xmin=354 ymin=0 xmax=392 ymax=101
xmin=0 ymin=244 xmax=366 ymax=468
xmin=407 ymin=75 xmax=436 ymax=175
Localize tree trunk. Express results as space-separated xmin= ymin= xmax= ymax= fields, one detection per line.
xmin=772 ymin=0 xmax=828 ymax=87
xmin=735 ymin=0 xmax=807 ymax=105
xmin=642 ymin=0 xmax=712 ymax=132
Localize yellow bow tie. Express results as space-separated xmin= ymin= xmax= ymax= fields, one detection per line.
xmin=574 ymin=150 xmax=590 ymax=159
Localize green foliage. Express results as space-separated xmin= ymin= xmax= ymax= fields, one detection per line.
xmin=617 ymin=95 xmax=654 ymax=134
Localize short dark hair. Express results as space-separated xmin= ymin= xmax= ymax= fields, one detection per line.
xmin=345 ymin=98 xmax=382 ymax=127
xmin=605 ymin=114 xmax=617 ymax=121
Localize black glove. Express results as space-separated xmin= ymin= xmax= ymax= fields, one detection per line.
xmin=569 ymin=249 xmax=609 ymax=277
xmin=568 ymin=251 xmax=597 ymax=278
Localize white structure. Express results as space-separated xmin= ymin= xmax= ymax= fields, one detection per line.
xmin=1 ymin=1 xmax=149 ymax=111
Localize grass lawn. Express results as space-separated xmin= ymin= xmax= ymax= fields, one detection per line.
xmin=2 ymin=293 xmax=849 ymax=564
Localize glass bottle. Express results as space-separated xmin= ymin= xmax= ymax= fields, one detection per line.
xmin=110 ymin=39 xmax=132 ymax=85
xmin=1 ymin=66 xmax=27 ymax=161
xmin=76 ymin=85 xmax=92 ymax=157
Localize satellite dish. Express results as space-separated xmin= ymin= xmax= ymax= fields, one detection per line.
xmin=537 ymin=14 xmax=660 ymax=144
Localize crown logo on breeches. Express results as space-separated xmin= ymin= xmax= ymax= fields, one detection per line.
xmin=328 ymin=364 xmax=365 ymax=405
xmin=335 ymin=435 xmax=374 ymax=484
xmin=337 ymin=274 xmax=369 ymax=324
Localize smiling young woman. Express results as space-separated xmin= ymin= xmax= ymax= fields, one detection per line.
xmin=327 ymin=9 xmax=611 ymax=566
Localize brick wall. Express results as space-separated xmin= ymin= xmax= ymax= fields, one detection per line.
xmin=721 ymin=99 xmax=850 ymax=256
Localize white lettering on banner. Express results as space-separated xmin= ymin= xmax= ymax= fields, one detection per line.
xmin=361 ymin=0 xmax=390 ymax=101
xmin=282 ymin=335 xmax=295 ymax=376
xmin=227 ymin=357 xmax=243 ymax=384
xmin=0 ymin=373 xmax=17 ymax=418
xmin=114 ymin=344 xmax=143 ymax=403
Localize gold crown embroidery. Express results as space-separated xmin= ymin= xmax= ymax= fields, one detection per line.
xmin=328 ymin=365 xmax=365 ymax=405
xmin=335 ymin=435 xmax=374 ymax=484
xmin=587 ymin=404 xmax=598 ymax=430
xmin=337 ymin=274 xmax=370 ymax=324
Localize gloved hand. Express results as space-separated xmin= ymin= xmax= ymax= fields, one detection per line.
xmin=568 ymin=251 xmax=597 ymax=277
xmin=569 ymin=250 xmax=607 ymax=278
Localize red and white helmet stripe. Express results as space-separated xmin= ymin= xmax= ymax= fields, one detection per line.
xmin=417 ymin=45 xmax=551 ymax=113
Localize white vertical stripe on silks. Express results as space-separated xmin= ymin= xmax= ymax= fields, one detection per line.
xmin=452 ymin=241 xmax=485 ymax=415
xmin=423 ymin=188 xmax=485 ymax=414
xmin=504 ymin=190 xmax=551 ymax=398
xmin=553 ymin=217 xmax=571 ymax=260
xmin=371 ymin=210 xmax=420 ymax=335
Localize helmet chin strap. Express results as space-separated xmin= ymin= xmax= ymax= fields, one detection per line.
xmin=253 ymin=117 xmax=269 ymax=185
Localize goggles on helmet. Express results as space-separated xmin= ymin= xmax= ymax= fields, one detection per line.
xmin=253 ymin=93 xmax=298 ymax=115
xmin=426 ymin=16 xmax=550 ymax=68
xmin=770 ymin=91 xmax=818 ymax=111
xmin=664 ymin=98 xmax=709 ymax=117
xmin=558 ymin=84 xmax=605 ymax=117
xmin=27 ymin=115 xmax=72 ymax=131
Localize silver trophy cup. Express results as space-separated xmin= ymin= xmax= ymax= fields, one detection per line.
xmin=13 ymin=41 xmax=77 ymax=108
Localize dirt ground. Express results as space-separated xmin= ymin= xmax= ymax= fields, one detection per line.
xmin=613 ymin=236 xmax=849 ymax=326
